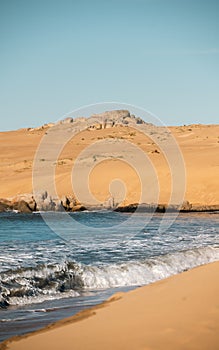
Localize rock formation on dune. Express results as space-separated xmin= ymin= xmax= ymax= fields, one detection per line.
xmin=87 ymin=110 xmax=146 ymax=129
xmin=55 ymin=110 xmax=146 ymax=131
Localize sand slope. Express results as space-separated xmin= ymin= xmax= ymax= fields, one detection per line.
xmin=0 ymin=123 xmax=219 ymax=206
xmin=3 ymin=261 xmax=219 ymax=350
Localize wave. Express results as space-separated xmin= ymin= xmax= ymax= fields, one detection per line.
xmin=1 ymin=246 xmax=219 ymax=308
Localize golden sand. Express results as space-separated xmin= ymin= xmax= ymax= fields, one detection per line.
xmin=0 ymin=124 xmax=219 ymax=206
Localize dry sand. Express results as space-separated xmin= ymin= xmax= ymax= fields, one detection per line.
xmin=0 ymin=123 xmax=219 ymax=206
xmin=2 ymin=261 xmax=219 ymax=350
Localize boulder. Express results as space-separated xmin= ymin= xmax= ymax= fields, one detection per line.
xmin=68 ymin=196 xmax=77 ymax=210
xmin=0 ymin=199 xmax=12 ymax=212
xmin=180 ymin=200 xmax=192 ymax=211
xmin=27 ymin=197 xmax=37 ymax=211
xmin=61 ymin=195 xmax=70 ymax=209
xmin=71 ymin=204 xmax=86 ymax=212
xmin=53 ymin=199 xmax=63 ymax=211
xmin=13 ymin=200 xmax=32 ymax=213
xmin=34 ymin=192 xmax=78 ymax=211
xmin=103 ymin=196 xmax=115 ymax=209
xmin=34 ymin=191 xmax=55 ymax=211
xmin=40 ymin=196 xmax=56 ymax=211
xmin=11 ymin=194 xmax=36 ymax=211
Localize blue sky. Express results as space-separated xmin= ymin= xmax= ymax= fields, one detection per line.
xmin=0 ymin=0 xmax=218 ymax=130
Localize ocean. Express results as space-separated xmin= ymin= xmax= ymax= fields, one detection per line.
xmin=0 ymin=211 xmax=219 ymax=342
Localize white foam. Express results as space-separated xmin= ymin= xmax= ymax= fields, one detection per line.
xmin=80 ymin=246 xmax=219 ymax=289
xmin=1 ymin=246 xmax=219 ymax=307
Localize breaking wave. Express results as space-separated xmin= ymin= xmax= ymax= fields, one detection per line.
xmin=1 ymin=246 xmax=219 ymax=308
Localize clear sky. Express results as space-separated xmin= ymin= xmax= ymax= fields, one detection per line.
xmin=0 ymin=0 xmax=218 ymax=130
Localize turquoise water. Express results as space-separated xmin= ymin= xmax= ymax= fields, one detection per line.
xmin=0 ymin=211 xmax=218 ymax=341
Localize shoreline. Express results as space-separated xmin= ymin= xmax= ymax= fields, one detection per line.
xmin=1 ymin=260 xmax=219 ymax=350
xmin=1 ymin=195 xmax=219 ymax=213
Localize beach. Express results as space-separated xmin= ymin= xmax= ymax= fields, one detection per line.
xmin=2 ymin=261 xmax=219 ymax=350
xmin=0 ymin=119 xmax=218 ymax=348
xmin=1 ymin=0 xmax=219 ymax=348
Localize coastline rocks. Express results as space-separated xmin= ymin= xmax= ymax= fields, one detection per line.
xmin=0 ymin=199 xmax=12 ymax=212
xmin=13 ymin=200 xmax=32 ymax=213
xmin=180 ymin=200 xmax=192 ymax=211
xmin=35 ymin=191 xmax=61 ymax=211
xmin=34 ymin=192 xmax=85 ymax=212
xmin=190 ymin=204 xmax=219 ymax=212
xmin=61 ymin=195 xmax=76 ymax=210
xmin=115 ymin=201 xmax=197 ymax=213
xmin=71 ymin=204 xmax=87 ymax=212
xmin=0 ymin=196 xmax=35 ymax=213
xmin=103 ymin=196 xmax=116 ymax=209
xmin=11 ymin=194 xmax=37 ymax=212
xmin=1 ymin=194 xmax=219 ymax=213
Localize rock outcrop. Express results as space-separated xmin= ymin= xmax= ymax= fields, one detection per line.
xmin=13 ymin=200 xmax=32 ymax=213
xmin=54 ymin=110 xmax=147 ymax=132
xmin=11 ymin=194 xmax=37 ymax=211
xmin=87 ymin=110 xmax=146 ymax=130
xmin=0 ymin=196 xmax=219 ymax=213
xmin=57 ymin=117 xmax=73 ymax=125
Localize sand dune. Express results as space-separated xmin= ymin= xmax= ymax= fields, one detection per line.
xmin=0 ymin=123 xmax=218 ymax=206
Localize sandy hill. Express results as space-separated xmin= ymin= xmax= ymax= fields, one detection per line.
xmin=0 ymin=110 xmax=219 ymax=207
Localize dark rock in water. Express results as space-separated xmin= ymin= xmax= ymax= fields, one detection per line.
xmin=156 ymin=204 xmax=166 ymax=213
xmin=115 ymin=203 xmax=163 ymax=213
xmin=115 ymin=202 xmax=189 ymax=213
xmin=115 ymin=203 xmax=138 ymax=213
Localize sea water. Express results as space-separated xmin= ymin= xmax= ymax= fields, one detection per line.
xmin=0 ymin=211 xmax=218 ymax=341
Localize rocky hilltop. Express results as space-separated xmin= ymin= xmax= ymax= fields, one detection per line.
xmin=57 ymin=110 xmax=146 ymax=129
